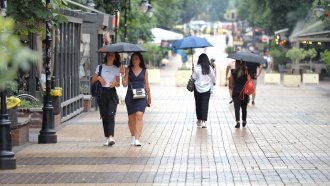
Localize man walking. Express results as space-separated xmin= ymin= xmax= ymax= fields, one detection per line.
xmin=247 ymin=62 xmax=263 ymax=105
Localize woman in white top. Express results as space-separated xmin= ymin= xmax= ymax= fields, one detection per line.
xmin=192 ymin=53 xmax=216 ymax=128
xmin=91 ymin=52 xmax=120 ymax=146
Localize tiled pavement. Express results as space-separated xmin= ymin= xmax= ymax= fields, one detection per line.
xmin=1 ymin=62 xmax=330 ymax=185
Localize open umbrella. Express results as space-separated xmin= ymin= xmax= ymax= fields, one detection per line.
xmin=172 ymin=36 xmax=213 ymax=50
xmin=227 ymin=51 xmax=264 ymax=64
xmin=172 ymin=36 xmax=213 ymax=63
xmin=99 ymin=42 xmax=146 ymax=53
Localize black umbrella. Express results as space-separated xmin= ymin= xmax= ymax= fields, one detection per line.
xmin=99 ymin=42 xmax=146 ymax=53
xmin=227 ymin=51 xmax=264 ymax=64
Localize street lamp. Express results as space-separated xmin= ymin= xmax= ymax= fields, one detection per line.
xmin=0 ymin=0 xmax=16 ymax=170
xmin=86 ymin=0 xmax=96 ymax=8
xmin=38 ymin=0 xmax=57 ymax=144
xmin=314 ymin=0 xmax=325 ymax=17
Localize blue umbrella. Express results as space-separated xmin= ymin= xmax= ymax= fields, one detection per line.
xmin=172 ymin=36 xmax=213 ymax=63
xmin=172 ymin=36 xmax=213 ymax=50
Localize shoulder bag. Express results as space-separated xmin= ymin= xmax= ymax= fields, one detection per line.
xmin=91 ymin=65 xmax=103 ymax=98
xmin=131 ymin=69 xmax=147 ymax=99
xmin=187 ymin=63 xmax=195 ymax=92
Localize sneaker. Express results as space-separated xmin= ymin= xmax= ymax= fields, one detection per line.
xmin=135 ymin=139 xmax=142 ymax=146
xmin=196 ymin=121 xmax=202 ymax=128
xmin=201 ymin=122 xmax=207 ymax=128
xmin=235 ymin=122 xmax=240 ymax=128
xmin=103 ymin=138 xmax=110 ymax=146
xmin=130 ymin=136 xmax=135 ymax=145
xmin=242 ymin=121 xmax=247 ymax=127
xmin=109 ymin=137 xmax=115 ymax=146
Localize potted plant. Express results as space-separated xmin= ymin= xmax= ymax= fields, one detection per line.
xmin=51 ymin=87 xmax=62 ymax=115
xmin=302 ymin=49 xmax=319 ymax=84
xmin=283 ymin=48 xmax=306 ymax=86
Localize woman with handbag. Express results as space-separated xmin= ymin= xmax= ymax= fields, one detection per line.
xmin=121 ymin=52 xmax=151 ymax=146
xmin=229 ymin=60 xmax=249 ymax=128
xmin=192 ymin=53 xmax=216 ymax=128
xmin=91 ymin=52 xmax=121 ymax=146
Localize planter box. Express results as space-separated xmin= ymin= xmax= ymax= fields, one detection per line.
xmin=11 ymin=117 xmax=30 ymax=146
xmin=283 ymin=74 xmax=301 ymax=87
xmin=264 ymin=73 xmax=281 ymax=84
xmin=175 ymin=70 xmax=191 ymax=87
xmin=148 ymin=69 xmax=160 ymax=84
xmin=302 ymin=73 xmax=319 ymax=84
xmin=83 ymin=95 xmax=92 ymax=112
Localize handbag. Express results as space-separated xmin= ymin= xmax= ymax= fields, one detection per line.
xmin=132 ymin=87 xmax=147 ymax=99
xmin=187 ymin=63 xmax=195 ymax=92
xmin=187 ymin=76 xmax=195 ymax=92
xmin=91 ymin=65 xmax=103 ymax=98
xmin=240 ymin=68 xmax=255 ymax=100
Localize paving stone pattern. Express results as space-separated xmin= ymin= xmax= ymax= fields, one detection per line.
xmin=1 ymin=66 xmax=330 ymax=185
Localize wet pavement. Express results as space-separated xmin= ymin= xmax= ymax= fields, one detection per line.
xmin=1 ymin=59 xmax=330 ymax=186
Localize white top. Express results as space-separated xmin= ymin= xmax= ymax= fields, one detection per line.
xmin=192 ymin=64 xmax=216 ymax=93
xmin=95 ymin=64 xmax=120 ymax=87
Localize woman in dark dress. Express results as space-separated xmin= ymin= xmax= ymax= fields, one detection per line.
xmin=229 ymin=60 xmax=249 ymax=128
xmin=121 ymin=52 xmax=151 ymax=146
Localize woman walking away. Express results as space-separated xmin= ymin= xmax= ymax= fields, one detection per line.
xmin=91 ymin=52 xmax=120 ymax=146
xmin=192 ymin=53 xmax=216 ymax=128
xmin=121 ymin=52 xmax=151 ymax=146
xmin=229 ymin=60 xmax=249 ymax=128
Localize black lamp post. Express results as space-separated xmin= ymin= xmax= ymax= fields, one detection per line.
xmin=38 ymin=0 xmax=57 ymax=144
xmin=0 ymin=0 xmax=16 ymax=170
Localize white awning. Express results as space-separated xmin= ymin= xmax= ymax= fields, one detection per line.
xmin=151 ymin=28 xmax=183 ymax=41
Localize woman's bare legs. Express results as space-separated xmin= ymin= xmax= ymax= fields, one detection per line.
xmin=135 ymin=112 xmax=144 ymax=140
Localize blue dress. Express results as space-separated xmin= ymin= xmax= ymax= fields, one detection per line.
xmin=125 ymin=68 xmax=147 ymax=115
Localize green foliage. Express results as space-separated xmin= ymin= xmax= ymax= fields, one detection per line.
xmin=238 ymin=0 xmax=314 ymax=33
xmin=143 ymin=43 xmax=168 ymax=67
xmin=269 ymin=48 xmax=289 ymax=69
xmin=304 ymin=48 xmax=317 ymax=59
xmin=285 ymin=47 xmax=306 ymax=64
xmin=7 ymin=0 xmax=68 ymax=36
xmin=321 ymin=50 xmax=330 ymax=66
xmin=225 ymin=46 xmax=233 ymax=54
xmin=153 ymin=0 xmax=183 ymax=29
xmin=20 ymin=99 xmax=41 ymax=109
xmin=0 ymin=17 xmax=41 ymax=90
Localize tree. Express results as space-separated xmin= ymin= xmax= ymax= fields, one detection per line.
xmin=0 ymin=17 xmax=40 ymax=90
xmin=286 ymin=47 xmax=306 ymax=64
xmin=7 ymin=0 xmax=68 ymax=36
xmin=153 ymin=0 xmax=183 ymax=29
xmin=237 ymin=0 xmax=314 ymax=34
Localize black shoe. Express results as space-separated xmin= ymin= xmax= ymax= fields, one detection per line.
xmin=242 ymin=121 xmax=247 ymax=127
xmin=252 ymin=101 xmax=255 ymax=105
xmin=235 ymin=122 xmax=240 ymax=128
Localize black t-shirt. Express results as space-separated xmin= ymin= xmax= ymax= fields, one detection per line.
xmin=247 ymin=63 xmax=260 ymax=79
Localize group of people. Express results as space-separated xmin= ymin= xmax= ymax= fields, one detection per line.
xmin=192 ymin=53 xmax=263 ymax=129
xmin=91 ymin=47 xmax=263 ymax=147
xmin=91 ymin=52 xmax=151 ymax=147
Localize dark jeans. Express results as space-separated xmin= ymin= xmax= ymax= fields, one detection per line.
xmin=233 ymin=96 xmax=248 ymax=122
xmin=194 ymin=88 xmax=211 ymax=121
xmin=98 ymin=87 xmax=118 ymax=137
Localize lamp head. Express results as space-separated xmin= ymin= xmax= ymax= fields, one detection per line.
xmin=314 ymin=0 xmax=325 ymax=18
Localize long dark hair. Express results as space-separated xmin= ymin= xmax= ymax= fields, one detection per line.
xmin=103 ymin=52 xmax=121 ymax=67
xmin=235 ymin=60 xmax=246 ymax=78
xmin=197 ymin=53 xmax=210 ymax=75
xmin=128 ymin=52 xmax=146 ymax=69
